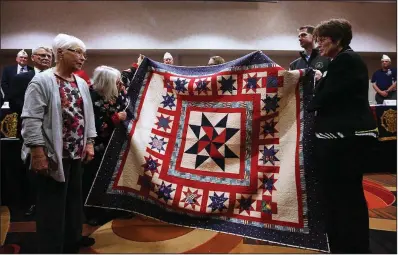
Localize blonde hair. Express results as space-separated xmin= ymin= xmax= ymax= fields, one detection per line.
xmin=92 ymin=65 xmax=120 ymax=101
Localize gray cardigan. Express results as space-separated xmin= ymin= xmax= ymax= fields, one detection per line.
xmin=21 ymin=68 xmax=97 ymax=182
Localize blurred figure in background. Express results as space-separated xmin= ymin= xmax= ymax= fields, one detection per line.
xmin=74 ymin=69 xmax=92 ymax=86
xmin=8 ymin=46 xmax=53 ymax=217
xmin=83 ymin=65 xmax=129 ymax=226
xmin=208 ymin=56 xmax=225 ymax=65
xmin=371 ymin=54 xmax=397 ymax=104
xmin=163 ymin=52 xmax=174 ymax=65
xmin=1 ymin=49 xmax=34 ymax=101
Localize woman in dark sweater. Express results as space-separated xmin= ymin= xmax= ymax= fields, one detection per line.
xmin=82 ymin=65 xmax=128 ymax=225
xmin=308 ymin=19 xmax=377 ymax=253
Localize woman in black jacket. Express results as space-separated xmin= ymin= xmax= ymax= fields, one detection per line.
xmin=308 ymin=19 xmax=377 ymax=253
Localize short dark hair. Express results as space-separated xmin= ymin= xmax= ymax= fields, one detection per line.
xmin=298 ymin=25 xmax=315 ymax=34
xmin=313 ymin=18 xmax=352 ymax=48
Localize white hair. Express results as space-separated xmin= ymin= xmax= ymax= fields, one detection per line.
xmin=32 ymin=46 xmax=52 ymax=55
xmin=164 ymin=52 xmax=173 ymax=59
xmin=381 ymin=54 xmax=391 ymax=62
xmin=92 ymin=65 xmax=120 ymax=101
xmin=52 ymin=33 xmax=86 ymax=62
xmin=17 ymin=49 xmax=28 ymax=57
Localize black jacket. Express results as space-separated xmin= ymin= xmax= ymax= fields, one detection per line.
xmin=9 ymin=70 xmax=36 ymax=115
xmin=308 ymin=47 xmax=376 ymax=133
xmin=289 ymin=48 xmax=330 ymax=73
xmin=290 ymin=48 xmax=330 ymax=104
xmin=1 ymin=64 xmax=34 ymax=101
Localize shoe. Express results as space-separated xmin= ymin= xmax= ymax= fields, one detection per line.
xmin=78 ymin=236 xmax=95 ymax=247
xmin=25 ymin=205 xmax=36 ymax=216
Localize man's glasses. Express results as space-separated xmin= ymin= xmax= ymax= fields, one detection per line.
xmin=67 ymin=48 xmax=87 ymax=59
xmin=34 ymin=53 xmax=52 ymax=59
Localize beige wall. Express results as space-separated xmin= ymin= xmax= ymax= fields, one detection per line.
xmin=1 ymin=1 xmax=396 ymax=52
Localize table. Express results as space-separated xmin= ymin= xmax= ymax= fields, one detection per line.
xmin=369 ymin=104 xmax=397 ymax=173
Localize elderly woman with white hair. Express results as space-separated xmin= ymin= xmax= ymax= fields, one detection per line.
xmin=90 ymin=65 xmax=128 ymax=153
xmin=82 ymin=66 xmax=128 ymax=225
xmin=21 ymin=33 xmax=96 ymax=253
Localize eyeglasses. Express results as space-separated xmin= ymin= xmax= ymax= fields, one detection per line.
xmin=34 ymin=53 xmax=52 ymax=59
xmin=67 ymin=48 xmax=87 ymax=59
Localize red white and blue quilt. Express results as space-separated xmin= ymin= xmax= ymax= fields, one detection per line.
xmin=86 ymin=51 xmax=328 ymax=252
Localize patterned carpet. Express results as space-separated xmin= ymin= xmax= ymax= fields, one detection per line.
xmin=1 ymin=173 xmax=396 ymax=254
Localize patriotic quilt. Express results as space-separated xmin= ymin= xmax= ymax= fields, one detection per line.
xmin=86 ymin=51 xmax=329 ymax=252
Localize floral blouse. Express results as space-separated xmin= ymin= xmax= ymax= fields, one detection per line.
xmin=90 ymin=85 xmax=129 ymax=155
xmin=55 ymin=74 xmax=85 ymax=159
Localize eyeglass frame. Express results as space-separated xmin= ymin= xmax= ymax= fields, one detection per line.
xmin=67 ymin=48 xmax=88 ymax=59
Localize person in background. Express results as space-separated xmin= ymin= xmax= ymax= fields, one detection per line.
xmin=1 ymin=49 xmax=34 ymax=101
xmin=83 ymin=65 xmax=129 ymax=226
xmin=74 ymin=69 xmax=92 ymax=86
xmin=21 ymin=33 xmax=96 ymax=253
xmin=208 ymin=56 xmax=225 ymax=65
xmin=121 ymin=54 xmax=144 ymax=87
xmin=163 ymin=52 xmax=174 ymax=65
xmin=308 ymin=18 xmax=377 ymax=253
xmin=289 ymin=25 xmax=329 ymax=75
xmin=371 ymin=54 xmax=397 ymax=104
xmin=8 ymin=46 xmax=53 ymax=217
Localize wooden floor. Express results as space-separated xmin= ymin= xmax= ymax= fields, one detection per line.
xmin=1 ymin=173 xmax=396 ymax=253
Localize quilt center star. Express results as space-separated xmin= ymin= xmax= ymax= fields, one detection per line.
xmin=185 ymin=113 xmax=239 ymax=171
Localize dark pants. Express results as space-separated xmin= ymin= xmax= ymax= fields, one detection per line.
xmin=314 ymin=136 xmax=374 ymax=253
xmin=23 ymin=153 xmax=37 ymax=208
xmin=35 ymin=159 xmax=83 ymax=253
xmin=375 ymin=90 xmax=397 ymax=104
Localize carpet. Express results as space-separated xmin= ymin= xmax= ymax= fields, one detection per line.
xmin=86 ymin=51 xmax=328 ymax=252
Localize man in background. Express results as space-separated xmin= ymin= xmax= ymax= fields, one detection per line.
xmin=290 ymin=25 xmax=329 ymax=74
xmin=208 ymin=56 xmax=225 ymax=65
xmin=1 ymin=49 xmax=34 ymax=101
xmin=163 ymin=52 xmax=174 ymax=65
xmin=372 ymin=54 xmax=397 ymax=104
xmin=8 ymin=46 xmax=53 ymax=217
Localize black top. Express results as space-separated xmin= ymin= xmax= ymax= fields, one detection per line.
xmin=1 ymin=64 xmax=34 ymax=101
xmin=308 ymin=46 xmax=376 ymax=134
xmin=8 ymin=70 xmax=36 ymax=115
xmin=289 ymin=48 xmax=330 ymax=73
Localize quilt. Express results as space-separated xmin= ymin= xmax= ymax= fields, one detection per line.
xmin=86 ymin=51 xmax=329 ymax=252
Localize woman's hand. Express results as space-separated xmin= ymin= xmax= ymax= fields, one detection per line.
xmin=31 ymin=147 xmax=49 ymax=175
xmin=314 ymin=69 xmax=323 ymax=81
xmin=84 ymin=143 xmax=95 ymax=162
xmin=137 ymin=54 xmax=145 ymax=66
xmin=118 ymin=111 xmax=127 ymax=121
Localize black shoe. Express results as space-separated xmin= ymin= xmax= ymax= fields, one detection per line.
xmin=78 ymin=236 xmax=95 ymax=247
xmin=24 ymin=205 xmax=36 ymax=216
